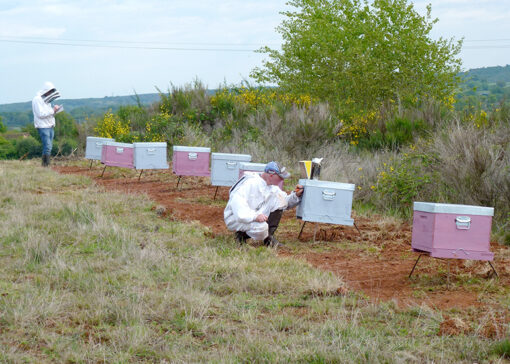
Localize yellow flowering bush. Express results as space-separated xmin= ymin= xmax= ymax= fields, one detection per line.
xmin=337 ymin=111 xmax=377 ymax=145
xmin=210 ymin=87 xmax=314 ymax=115
xmin=94 ymin=111 xmax=131 ymax=140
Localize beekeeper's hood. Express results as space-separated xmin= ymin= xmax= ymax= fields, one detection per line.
xmin=39 ymin=81 xmax=60 ymax=103
xmin=40 ymin=81 xmax=56 ymax=95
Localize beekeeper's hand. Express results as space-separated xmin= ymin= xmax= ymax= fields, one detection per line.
xmin=294 ymin=184 xmax=304 ymax=197
xmin=255 ymin=214 xmax=268 ymax=222
xmin=53 ymin=105 xmax=60 ymax=113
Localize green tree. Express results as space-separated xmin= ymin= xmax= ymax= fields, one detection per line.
xmin=0 ymin=116 xmax=6 ymax=133
xmin=55 ymin=112 xmax=78 ymax=139
xmin=251 ymin=0 xmax=462 ymax=113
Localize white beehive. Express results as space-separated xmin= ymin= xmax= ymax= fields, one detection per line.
xmin=85 ymin=137 xmax=114 ymax=160
xmin=211 ymin=153 xmax=251 ymax=186
xmin=133 ymin=142 xmax=169 ymax=170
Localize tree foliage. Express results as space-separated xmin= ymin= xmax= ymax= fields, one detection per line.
xmin=251 ymin=0 xmax=462 ymax=113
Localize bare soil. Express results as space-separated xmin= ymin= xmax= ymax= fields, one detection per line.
xmin=53 ymin=163 xmax=510 ymax=316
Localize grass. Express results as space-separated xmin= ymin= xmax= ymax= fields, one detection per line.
xmin=0 ymin=160 xmax=508 ymax=363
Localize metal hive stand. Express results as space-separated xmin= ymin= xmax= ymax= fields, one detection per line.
xmin=297 ymin=220 xmax=362 ymax=243
xmin=408 ymin=253 xmax=499 ymax=279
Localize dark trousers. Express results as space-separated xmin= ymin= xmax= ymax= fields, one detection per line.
xmin=236 ymin=209 xmax=284 ymax=241
xmin=267 ymin=209 xmax=283 ymax=237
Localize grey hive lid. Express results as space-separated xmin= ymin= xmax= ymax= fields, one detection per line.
xmin=212 ymin=153 xmax=251 ymax=161
xmin=173 ymin=145 xmax=210 ymax=152
xmin=133 ymin=142 xmax=167 ymax=147
xmin=413 ymin=202 xmax=494 ymax=216
xmin=299 ymin=178 xmax=355 ymax=191
xmin=104 ymin=141 xmax=134 ymax=148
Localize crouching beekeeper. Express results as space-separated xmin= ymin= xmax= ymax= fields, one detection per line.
xmin=32 ymin=81 xmax=62 ymax=167
xmin=224 ymin=161 xmax=304 ymax=247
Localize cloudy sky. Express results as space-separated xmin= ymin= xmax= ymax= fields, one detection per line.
xmin=1 ymin=0 xmax=509 ymax=104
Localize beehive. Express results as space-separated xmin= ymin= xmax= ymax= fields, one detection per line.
xmin=85 ymin=137 xmax=114 ymax=160
xmin=172 ymin=146 xmax=211 ymax=176
xmin=412 ymin=202 xmax=494 ymax=260
xmin=211 ymin=153 xmax=251 ymax=186
xmin=296 ymin=179 xmax=355 ymax=225
xmin=101 ymin=141 xmax=134 ymax=169
xmin=133 ymin=142 xmax=169 ymax=170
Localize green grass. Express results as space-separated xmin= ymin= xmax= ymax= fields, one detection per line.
xmin=0 ymin=160 xmax=507 ymax=363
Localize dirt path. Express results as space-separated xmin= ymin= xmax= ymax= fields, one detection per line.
xmin=53 ymin=163 xmax=510 ymax=311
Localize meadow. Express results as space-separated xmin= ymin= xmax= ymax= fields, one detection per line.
xmin=0 ymin=160 xmax=509 ymax=363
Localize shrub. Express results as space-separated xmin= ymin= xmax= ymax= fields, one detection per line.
xmin=57 ymin=138 xmax=79 ymax=156
xmin=94 ymin=111 xmax=131 ymax=141
xmin=0 ymin=136 xmax=16 ymax=159
xmin=371 ymin=152 xmax=436 ymax=216
xmin=14 ymin=136 xmax=42 ymax=159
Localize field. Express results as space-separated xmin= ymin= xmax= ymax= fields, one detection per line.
xmin=1 ymin=159 xmax=509 ymax=363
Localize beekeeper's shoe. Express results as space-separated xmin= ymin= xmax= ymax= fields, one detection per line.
xmin=263 ymin=235 xmax=282 ymax=248
xmin=235 ymin=231 xmax=249 ymax=245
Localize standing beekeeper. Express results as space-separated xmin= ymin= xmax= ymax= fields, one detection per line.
xmin=32 ymin=81 xmax=62 ymax=167
xmin=224 ymin=161 xmax=304 ymax=247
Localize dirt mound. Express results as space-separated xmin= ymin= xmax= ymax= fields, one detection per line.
xmin=53 ymin=164 xmax=510 ymax=311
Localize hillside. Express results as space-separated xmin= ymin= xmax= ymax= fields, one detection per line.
xmin=0 ymin=93 xmax=161 ymax=128
xmin=2 ymin=65 xmax=510 ymax=129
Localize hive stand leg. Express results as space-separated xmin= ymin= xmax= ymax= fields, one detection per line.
xmin=176 ymin=176 xmax=181 ymax=189
xmin=100 ymin=165 xmax=107 ymax=177
xmin=138 ymin=170 xmax=144 ymax=182
xmin=313 ymin=223 xmax=318 ymax=243
xmin=213 ymin=186 xmax=219 ymax=200
xmin=89 ymin=160 xmax=93 ymax=170
xmin=353 ymin=221 xmax=362 ymax=237
xmin=298 ymin=221 xmax=307 ymax=240
xmin=447 ymin=260 xmax=451 ymax=289
xmin=488 ymin=261 xmax=499 ymax=277
xmin=408 ymin=254 xmax=424 ymax=278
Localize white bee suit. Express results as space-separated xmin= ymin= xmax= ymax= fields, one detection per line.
xmin=32 ymin=82 xmax=57 ymax=129
xmin=224 ymin=174 xmax=301 ymax=241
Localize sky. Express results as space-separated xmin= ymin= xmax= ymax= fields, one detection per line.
xmin=1 ymin=0 xmax=509 ymax=104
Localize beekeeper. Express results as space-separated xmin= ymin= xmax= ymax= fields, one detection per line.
xmin=32 ymin=81 xmax=62 ymax=166
xmin=224 ymin=161 xmax=304 ymax=247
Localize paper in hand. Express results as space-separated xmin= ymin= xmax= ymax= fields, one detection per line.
xmin=55 ymin=105 xmax=64 ymax=114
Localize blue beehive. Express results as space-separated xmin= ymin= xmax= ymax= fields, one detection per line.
xmin=211 ymin=153 xmax=251 ymax=186
xmin=85 ymin=137 xmax=114 ymax=160
xmin=133 ymin=142 xmax=169 ymax=170
xmin=296 ymin=179 xmax=355 ymax=225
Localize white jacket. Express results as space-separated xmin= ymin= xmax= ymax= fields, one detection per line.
xmin=32 ymin=84 xmax=56 ymax=128
xmin=224 ymin=173 xmax=301 ymax=240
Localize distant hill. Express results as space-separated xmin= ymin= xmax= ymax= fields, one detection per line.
xmin=457 ymin=65 xmax=510 ymax=109
xmin=0 ymin=93 xmax=161 ymax=129
xmin=460 ymin=65 xmax=510 ymax=83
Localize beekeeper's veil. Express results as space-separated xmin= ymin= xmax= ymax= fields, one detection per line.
xmin=40 ymin=81 xmax=60 ymax=103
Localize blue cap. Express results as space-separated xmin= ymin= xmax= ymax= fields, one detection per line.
xmin=264 ymin=161 xmax=290 ymax=179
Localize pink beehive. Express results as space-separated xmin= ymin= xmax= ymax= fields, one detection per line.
xmin=411 ymin=202 xmax=494 ymax=261
xmin=172 ymin=146 xmax=211 ymax=177
xmin=101 ymin=142 xmax=134 ymax=169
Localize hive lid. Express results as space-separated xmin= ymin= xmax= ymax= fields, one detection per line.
xmin=133 ymin=142 xmax=167 ymax=147
xmin=104 ymin=141 xmax=134 ymax=148
xmin=299 ymin=178 xmax=355 ymax=191
xmin=239 ymin=162 xmax=266 ymax=169
xmin=87 ymin=136 xmax=114 ymax=141
xmin=413 ymin=202 xmax=494 ymax=216
xmin=212 ymin=153 xmax=251 ymax=161
xmin=173 ymin=145 xmax=210 ymax=152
